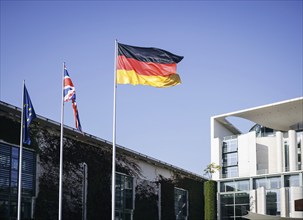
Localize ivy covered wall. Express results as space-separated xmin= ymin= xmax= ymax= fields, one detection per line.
xmin=204 ymin=180 xmax=217 ymax=220
xmin=176 ymin=176 xmax=205 ymax=219
xmin=0 ymin=112 xmax=206 ymax=220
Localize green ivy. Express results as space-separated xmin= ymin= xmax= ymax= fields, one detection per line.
xmin=133 ymin=181 xmax=159 ymax=220
xmin=158 ymin=176 xmax=175 ymax=220
xmin=204 ymin=180 xmax=217 ymax=220
xmin=0 ymin=116 xmax=20 ymax=145
xmin=0 ymin=114 xmax=207 ymax=220
xmin=176 ymin=176 xmax=205 ymax=219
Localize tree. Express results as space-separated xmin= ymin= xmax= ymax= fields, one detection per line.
xmin=203 ymin=163 xmax=221 ymax=220
xmin=203 ymin=162 xmax=221 ymax=179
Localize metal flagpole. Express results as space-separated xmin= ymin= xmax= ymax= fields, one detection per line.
xmin=111 ymin=39 xmax=118 ymax=220
xmin=17 ymin=80 xmax=25 ymax=220
xmin=58 ymin=62 xmax=65 ymax=220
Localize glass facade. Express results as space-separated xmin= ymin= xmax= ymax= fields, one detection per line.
xmin=219 ymin=176 xmax=301 ymax=218
xmin=220 ymin=179 xmax=250 ymax=220
xmin=253 ymin=177 xmax=281 ymax=190
xmin=266 ymin=190 xmax=280 ymax=215
xmin=249 ymin=124 xmax=275 ymax=137
xmin=284 ymin=141 xmax=289 ymax=172
xmin=115 ymin=173 xmax=134 ymax=220
xmin=297 ymin=131 xmax=302 ymax=170
xmin=0 ymin=143 xmax=36 ymax=220
xmin=222 ymin=137 xmax=238 ymax=178
xmin=174 ymin=187 xmax=188 ymax=220
xmin=284 ymin=175 xmax=300 ymax=187
xmin=218 ymin=123 xmax=303 ymax=219
xmin=220 ymin=180 xmax=250 ymax=193
xmin=220 ymin=192 xmax=249 ymax=220
xmin=253 ymin=177 xmax=282 ymax=216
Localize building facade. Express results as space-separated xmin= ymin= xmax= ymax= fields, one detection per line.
xmin=0 ymin=101 xmax=206 ymax=220
xmin=211 ymin=97 xmax=303 ymax=219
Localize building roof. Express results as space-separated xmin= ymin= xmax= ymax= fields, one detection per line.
xmin=0 ymin=100 xmax=205 ymax=181
xmin=213 ymin=97 xmax=303 ymax=133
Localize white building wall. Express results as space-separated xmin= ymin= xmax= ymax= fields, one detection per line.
xmin=250 ymin=190 xmax=257 ymax=213
xmin=300 ymin=132 xmax=303 ymax=170
xmin=211 ymin=99 xmax=303 ymax=220
xmin=256 ymin=137 xmax=277 ymax=175
xmin=135 ymin=160 xmax=174 ymax=181
xmin=288 ymin=130 xmax=298 ymax=171
xmin=280 ymin=188 xmax=288 ymax=217
xmin=211 ymin=117 xmax=236 ymax=139
xmin=238 ymin=132 xmax=257 ymax=177
xmin=211 ymin=137 xmax=221 ymax=180
xmin=276 ymin=132 xmax=283 ymax=173
xmin=256 ymin=187 xmax=266 ymax=214
xmin=211 ymin=118 xmax=235 ymax=180
xmin=289 ymin=187 xmax=303 ymax=218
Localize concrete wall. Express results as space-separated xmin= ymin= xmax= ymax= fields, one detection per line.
xmin=211 ymin=118 xmax=236 ymax=180
xmin=288 ymin=130 xmax=298 ymax=172
xmin=289 ymin=187 xmax=303 ymax=218
xmin=280 ymin=188 xmax=288 ymax=217
xmin=238 ymin=132 xmax=257 ymax=177
xmin=256 ymin=136 xmax=277 ymax=175
xmin=135 ymin=159 xmax=174 ymax=181
xmin=256 ymin=187 xmax=266 ymax=214
xmin=250 ymin=190 xmax=257 ymax=213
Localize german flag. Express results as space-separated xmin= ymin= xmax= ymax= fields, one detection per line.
xmin=117 ymin=43 xmax=183 ymax=88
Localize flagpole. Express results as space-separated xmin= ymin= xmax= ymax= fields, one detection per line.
xmin=59 ymin=62 xmax=65 ymax=220
xmin=111 ymin=39 xmax=118 ymax=220
xmin=17 ymin=80 xmax=25 ymax=220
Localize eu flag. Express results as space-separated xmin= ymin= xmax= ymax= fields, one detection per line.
xmin=23 ymin=85 xmax=36 ymax=145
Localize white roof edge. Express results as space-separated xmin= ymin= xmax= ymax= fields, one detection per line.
xmin=213 ymin=97 xmax=303 ymax=119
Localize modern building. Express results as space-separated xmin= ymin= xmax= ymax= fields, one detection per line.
xmin=211 ymin=97 xmax=303 ymax=220
xmin=0 ymin=100 xmax=206 ymax=220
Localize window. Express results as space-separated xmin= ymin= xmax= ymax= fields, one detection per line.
xmin=236 ymin=180 xmax=250 ymax=191
xmin=250 ymin=124 xmax=275 ymax=137
xmin=254 ymin=178 xmax=267 ymax=189
xmin=115 ymin=173 xmax=134 ymax=220
xmin=221 ymin=182 xmax=236 ymax=192
xmin=297 ymin=134 xmax=302 ymax=169
xmin=174 ymin=187 xmax=188 ymax=220
xmin=220 ymin=180 xmax=249 ymax=192
xmin=235 ymin=193 xmax=250 ymax=218
xmin=222 ymin=167 xmax=238 ymax=178
xmin=222 ymin=137 xmax=238 ymax=179
xmin=284 ymin=141 xmax=289 ymax=172
xmin=266 ymin=190 xmax=280 ymax=216
xmin=253 ymin=177 xmax=280 ymax=190
xmin=284 ymin=175 xmax=299 ymax=187
xmin=223 ymin=153 xmax=238 ymax=166
xmin=268 ymin=177 xmax=280 ymax=189
xmin=223 ymin=138 xmax=238 ymax=153
xmin=220 ymin=192 xmax=249 ymax=219
xmin=0 ymin=143 xmax=36 ymax=220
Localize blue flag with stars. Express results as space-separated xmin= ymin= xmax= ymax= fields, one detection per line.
xmin=23 ymin=85 xmax=36 ymax=145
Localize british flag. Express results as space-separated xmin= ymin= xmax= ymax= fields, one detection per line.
xmin=64 ymin=65 xmax=82 ymax=132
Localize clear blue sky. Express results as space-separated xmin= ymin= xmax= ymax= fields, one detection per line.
xmin=1 ymin=0 xmax=302 ymax=175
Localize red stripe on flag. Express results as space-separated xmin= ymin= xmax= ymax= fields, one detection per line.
xmin=117 ymin=55 xmax=177 ymax=77
xmin=64 ymin=78 xmax=74 ymax=87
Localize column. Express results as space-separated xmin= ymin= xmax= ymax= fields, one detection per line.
xmin=288 ymin=130 xmax=297 ymax=171
xmin=257 ymin=187 xmax=266 ymax=214
xmin=276 ymin=131 xmax=283 ymax=173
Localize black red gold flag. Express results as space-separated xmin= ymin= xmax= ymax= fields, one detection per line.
xmin=117 ymin=43 xmax=183 ymax=88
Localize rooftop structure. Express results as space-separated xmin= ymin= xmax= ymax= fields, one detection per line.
xmin=211 ymin=97 xmax=303 ymax=219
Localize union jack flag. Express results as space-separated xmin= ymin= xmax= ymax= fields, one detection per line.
xmin=64 ymin=65 xmax=82 ymax=132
